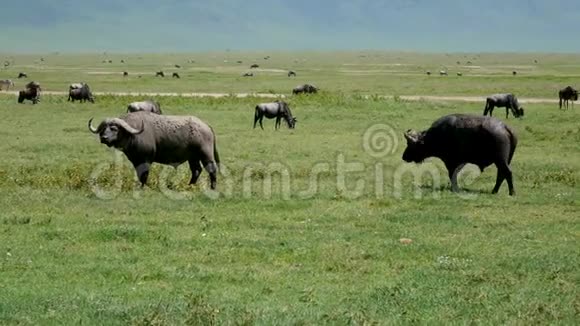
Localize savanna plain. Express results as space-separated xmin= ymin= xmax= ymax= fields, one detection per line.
xmin=0 ymin=52 xmax=579 ymax=325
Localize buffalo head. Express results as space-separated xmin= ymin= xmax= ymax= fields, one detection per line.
xmin=402 ymin=129 xmax=427 ymax=163
xmin=88 ymin=118 xmax=143 ymax=148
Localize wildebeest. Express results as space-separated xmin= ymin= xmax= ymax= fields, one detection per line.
xmin=172 ymin=72 xmax=180 ymax=78
xmin=253 ymin=101 xmax=297 ymax=130
xmin=242 ymin=72 xmax=253 ymax=77
xmin=426 ymin=71 xmax=432 ymax=76
xmin=439 ymin=70 xmax=448 ymax=76
xmin=558 ymin=86 xmax=578 ymax=110
xmin=88 ymin=111 xmax=220 ymax=189
xmin=68 ymin=83 xmax=94 ymax=103
xmin=0 ymin=79 xmax=14 ymax=90
xmin=483 ymin=93 xmax=524 ymax=119
xmin=18 ymin=81 xmax=41 ymax=104
xmin=512 ymin=71 xmax=517 ymax=76
xmin=127 ymin=100 xmax=162 ymax=114
xmin=174 ymin=64 xmax=181 ymax=68
xmin=292 ymin=84 xmax=318 ymax=95
xmin=402 ymin=113 xmax=517 ymax=196
xmin=288 ymin=71 xmax=296 ymax=77
xmin=18 ymin=72 xmax=27 ymax=78
xmin=155 ymin=71 xmax=165 ymax=77
xmin=123 ymin=71 xmax=128 ymax=77
xmin=250 ymin=64 xmax=259 ymax=69
xmin=236 ymin=60 xmax=243 ymax=64
xmin=457 ymin=72 xmax=463 ymax=76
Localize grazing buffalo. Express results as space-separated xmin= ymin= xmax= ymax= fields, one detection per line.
xmin=558 ymin=86 xmax=578 ymax=110
xmin=127 ymin=100 xmax=162 ymax=114
xmin=512 ymin=71 xmax=517 ymax=76
xmin=288 ymin=71 xmax=296 ymax=77
xmin=88 ymin=112 xmax=220 ymax=189
xmin=155 ymin=71 xmax=165 ymax=77
xmin=0 ymin=79 xmax=14 ymax=90
xmin=68 ymin=84 xmax=94 ymax=103
xmin=402 ymin=114 xmax=517 ymax=195
xmin=174 ymin=64 xmax=181 ymax=68
xmin=254 ymin=101 xmax=297 ymax=130
xmin=18 ymin=72 xmax=27 ymax=78
xmin=242 ymin=72 xmax=254 ymax=77
xmin=439 ymin=70 xmax=448 ymax=76
xmin=250 ymin=64 xmax=259 ymax=69
xmin=292 ymin=84 xmax=318 ymax=95
xmin=123 ymin=71 xmax=128 ymax=76
xmin=426 ymin=71 xmax=431 ymax=76
xmin=457 ymin=72 xmax=463 ymax=76
xmin=484 ymin=93 xmax=524 ymax=119
xmin=172 ymin=72 xmax=180 ymax=78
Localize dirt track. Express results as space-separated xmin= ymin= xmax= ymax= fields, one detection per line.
xmin=0 ymin=91 xmax=559 ymax=104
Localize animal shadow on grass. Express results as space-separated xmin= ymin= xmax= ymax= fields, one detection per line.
xmin=418 ymin=184 xmax=491 ymax=195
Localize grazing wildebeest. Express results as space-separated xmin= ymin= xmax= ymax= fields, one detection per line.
xmin=68 ymin=83 xmax=94 ymax=103
xmin=426 ymin=71 xmax=432 ymax=76
xmin=127 ymin=100 xmax=162 ymax=114
xmin=439 ymin=70 xmax=448 ymax=76
xmin=175 ymin=64 xmax=181 ymax=68
xmin=18 ymin=81 xmax=41 ymax=104
xmin=483 ymin=93 xmax=524 ymax=119
xmin=253 ymin=101 xmax=297 ymax=130
xmin=292 ymin=84 xmax=318 ymax=95
xmin=250 ymin=64 xmax=259 ymax=69
xmin=512 ymin=71 xmax=517 ymax=76
xmin=242 ymin=72 xmax=253 ymax=77
xmin=88 ymin=111 xmax=220 ymax=189
xmin=558 ymin=86 xmax=578 ymax=110
xmin=402 ymin=114 xmax=517 ymax=195
xmin=155 ymin=71 xmax=165 ymax=77
xmin=18 ymin=72 xmax=27 ymax=78
xmin=172 ymin=72 xmax=180 ymax=78
xmin=123 ymin=71 xmax=128 ymax=76
xmin=288 ymin=71 xmax=296 ymax=77
xmin=0 ymin=79 xmax=14 ymax=90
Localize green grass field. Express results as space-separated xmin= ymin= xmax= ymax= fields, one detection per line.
xmin=0 ymin=52 xmax=579 ymax=325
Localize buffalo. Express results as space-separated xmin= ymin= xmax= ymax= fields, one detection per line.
xmin=127 ymin=100 xmax=162 ymax=114
xmin=292 ymin=84 xmax=318 ymax=95
xmin=68 ymin=84 xmax=94 ymax=103
xmin=88 ymin=112 xmax=220 ymax=189
xmin=402 ymin=113 xmax=517 ymax=195
xmin=155 ymin=71 xmax=165 ymax=77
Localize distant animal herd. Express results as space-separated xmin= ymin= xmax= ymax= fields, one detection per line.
xmin=1 ymin=57 xmax=578 ymax=196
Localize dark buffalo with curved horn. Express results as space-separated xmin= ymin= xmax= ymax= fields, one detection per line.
xmin=127 ymin=100 xmax=162 ymax=114
xmin=483 ymin=93 xmax=524 ymax=119
xmin=68 ymin=83 xmax=94 ymax=103
xmin=254 ymin=101 xmax=297 ymax=130
xmin=292 ymin=84 xmax=318 ymax=95
xmin=88 ymin=111 xmax=220 ymax=189
xmin=558 ymin=86 xmax=578 ymax=110
xmin=402 ymin=113 xmax=518 ymax=196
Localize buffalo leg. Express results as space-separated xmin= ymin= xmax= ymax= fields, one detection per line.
xmin=492 ymin=162 xmax=514 ymax=195
xmin=259 ymin=117 xmax=264 ymax=130
xmin=445 ymin=162 xmax=464 ymax=192
xmin=133 ymin=162 xmax=150 ymax=187
xmin=188 ymin=159 xmax=202 ymax=185
xmin=275 ymin=117 xmax=281 ymax=130
xmin=253 ymin=114 xmax=259 ymax=129
xmin=202 ymin=160 xmax=218 ymax=190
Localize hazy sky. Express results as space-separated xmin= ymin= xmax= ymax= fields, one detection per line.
xmin=1 ymin=0 xmax=578 ymax=53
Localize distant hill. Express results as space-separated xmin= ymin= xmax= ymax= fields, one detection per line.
xmin=1 ymin=0 xmax=579 ymax=52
